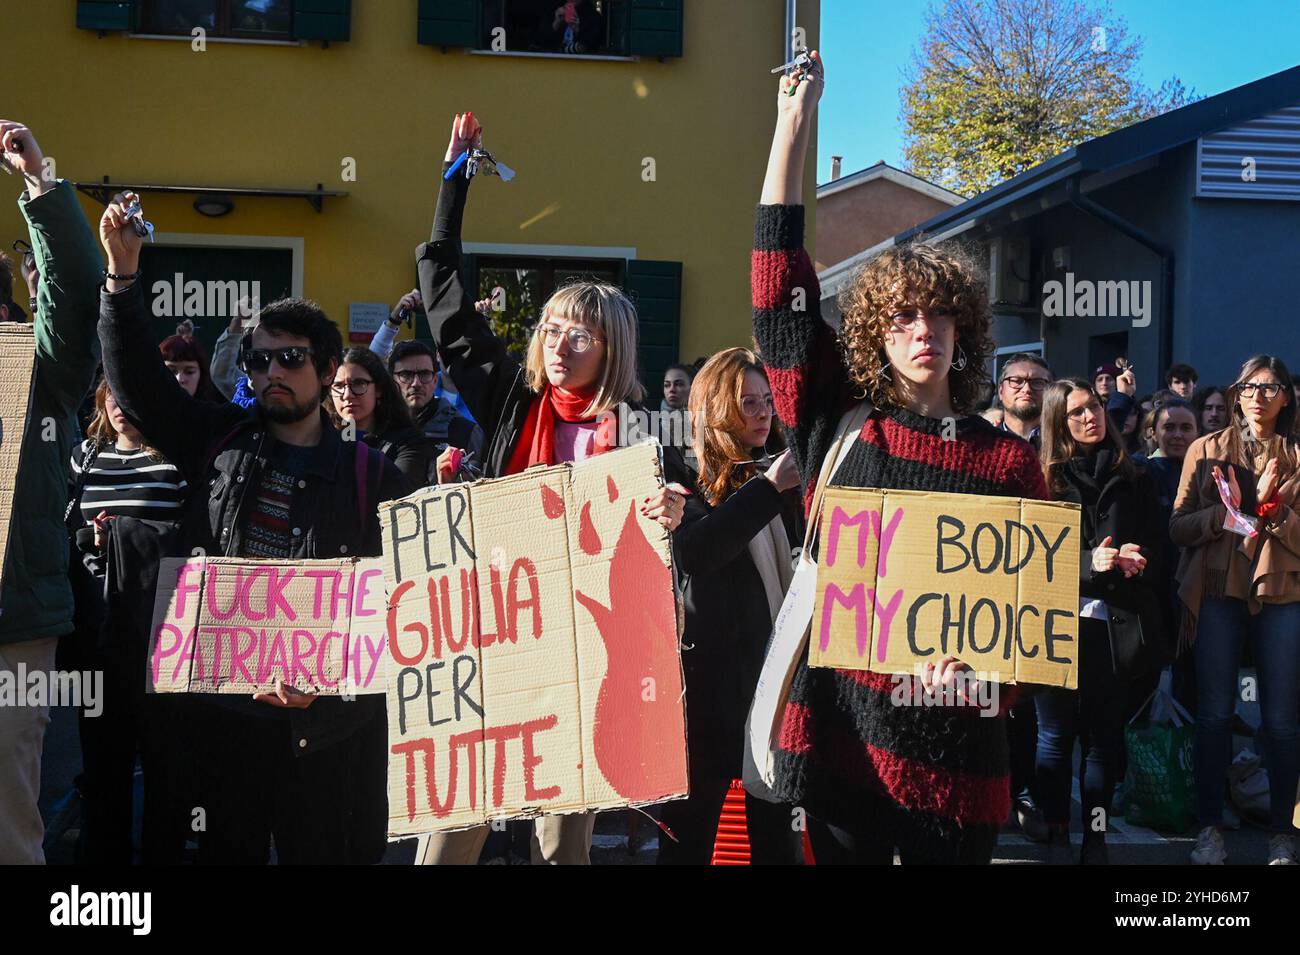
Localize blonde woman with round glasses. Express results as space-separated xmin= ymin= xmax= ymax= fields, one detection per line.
xmin=413 ymin=111 xmax=692 ymax=866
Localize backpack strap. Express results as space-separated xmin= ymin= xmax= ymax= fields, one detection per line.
xmin=65 ymin=439 xmax=102 ymax=531
xmin=204 ymin=421 xmax=253 ymax=474
xmin=355 ymin=441 xmax=385 ymax=529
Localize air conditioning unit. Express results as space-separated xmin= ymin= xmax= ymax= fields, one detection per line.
xmin=988 ymin=235 xmax=1030 ymax=306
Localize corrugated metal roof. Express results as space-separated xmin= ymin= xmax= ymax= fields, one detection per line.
xmin=890 ymin=64 xmax=1300 ymax=244
xmin=1198 ymin=104 xmax=1300 ymax=200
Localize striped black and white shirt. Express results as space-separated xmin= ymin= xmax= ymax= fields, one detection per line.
xmin=71 ymin=439 xmax=188 ymax=526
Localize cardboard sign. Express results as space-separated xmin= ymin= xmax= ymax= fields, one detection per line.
xmin=811 ymin=487 xmax=1080 ymax=688
xmin=379 ymin=442 xmax=688 ymax=836
xmin=147 ymin=556 xmax=389 ymax=695
xmin=0 ymin=324 xmax=37 ymax=603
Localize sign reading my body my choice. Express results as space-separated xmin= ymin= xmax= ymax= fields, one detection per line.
xmin=812 ymin=487 xmax=1080 ymax=688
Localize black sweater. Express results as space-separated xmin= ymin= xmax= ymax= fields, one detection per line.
xmin=673 ymin=476 xmax=801 ymax=776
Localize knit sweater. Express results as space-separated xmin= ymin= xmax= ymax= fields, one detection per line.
xmin=752 ymin=203 xmax=1050 ymax=861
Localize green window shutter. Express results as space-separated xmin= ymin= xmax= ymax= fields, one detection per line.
xmin=628 ymin=0 xmax=683 ymax=58
xmin=293 ymin=0 xmax=351 ymax=43
xmin=418 ymin=0 xmax=483 ymax=48
xmin=625 ymin=259 xmax=682 ymax=396
xmin=76 ymin=0 xmax=136 ymax=32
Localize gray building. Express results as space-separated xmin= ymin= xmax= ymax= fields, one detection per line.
xmin=820 ymin=64 xmax=1300 ymax=391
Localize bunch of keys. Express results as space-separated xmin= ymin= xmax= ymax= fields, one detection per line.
xmin=467 ymin=146 xmax=516 ymax=182
xmin=771 ymin=50 xmax=819 ymax=94
xmin=122 ymin=198 xmax=156 ymax=243
xmin=444 ymin=145 xmax=516 ymax=183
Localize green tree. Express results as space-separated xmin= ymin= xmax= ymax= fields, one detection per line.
xmin=478 ymin=266 xmax=541 ymax=360
xmin=902 ymin=0 xmax=1194 ymax=197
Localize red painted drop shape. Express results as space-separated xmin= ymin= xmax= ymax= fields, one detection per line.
xmin=578 ymin=500 xmax=602 ymax=555
xmin=607 ymin=475 xmax=619 ymax=503
xmin=541 ymin=485 xmax=565 ymax=520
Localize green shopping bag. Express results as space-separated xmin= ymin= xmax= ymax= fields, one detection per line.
xmin=1120 ymin=669 xmax=1196 ymax=833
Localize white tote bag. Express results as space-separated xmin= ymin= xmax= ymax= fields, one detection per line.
xmin=743 ymin=402 xmax=872 ymax=801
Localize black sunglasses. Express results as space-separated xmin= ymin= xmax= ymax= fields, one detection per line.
xmin=241 ymin=345 xmax=315 ymax=373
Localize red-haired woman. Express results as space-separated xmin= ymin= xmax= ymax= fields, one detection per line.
xmin=661 ymin=347 xmax=805 ymax=864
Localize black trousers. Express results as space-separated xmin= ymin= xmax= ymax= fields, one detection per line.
xmin=807 ymin=816 xmax=998 ymax=865
xmin=77 ymin=651 xmax=193 ymax=866
xmin=195 ymin=707 xmax=382 ymax=865
xmin=1007 ymin=695 xmax=1039 ymax=803
xmin=656 ymin=769 xmax=805 ymax=865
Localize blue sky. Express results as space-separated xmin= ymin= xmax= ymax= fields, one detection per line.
xmin=818 ymin=0 xmax=1300 ymax=184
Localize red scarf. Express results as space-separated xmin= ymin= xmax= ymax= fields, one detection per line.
xmin=504 ymin=383 xmax=618 ymax=475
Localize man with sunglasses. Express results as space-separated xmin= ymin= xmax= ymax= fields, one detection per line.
xmin=997 ymin=352 xmax=1053 ymax=449
xmin=97 ymin=191 xmax=408 ymax=864
xmin=0 ymin=121 xmax=104 ymax=865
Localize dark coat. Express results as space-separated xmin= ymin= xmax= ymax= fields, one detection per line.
xmin=413 ymin=394 xmax=483 ymax=458
xmin=367 ymin=423 xmax=435 ymax=492
xmin=1132 ymin=453 xmax=1184 ymax=618
xmin=673 ymin=476 xmax=802 ymax=776
xmin=1 ymin=181 xmax=104 ymax=647
xmin=1055 ymin=451 xmax=1171 ymax=678
xmin=98 ymin=280 xmax=408 ymax=756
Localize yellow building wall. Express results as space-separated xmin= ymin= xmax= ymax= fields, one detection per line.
xmin=5 ymin=1 xmax=818 ymax=363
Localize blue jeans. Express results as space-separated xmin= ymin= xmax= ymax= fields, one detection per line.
xmin=1194 ymin=597 xmax=1300 ymax=834
xmin=1035 ymin=619 xmax=1128 ymax=831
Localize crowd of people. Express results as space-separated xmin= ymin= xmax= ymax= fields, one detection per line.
xmin=1 ymin=49 xmax=1297 ymax=868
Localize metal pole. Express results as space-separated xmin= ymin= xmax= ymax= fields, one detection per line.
xmin=785 ymin=0 xmax=798 ymax=63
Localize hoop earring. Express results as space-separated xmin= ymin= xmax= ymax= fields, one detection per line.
xmin=951 ymin=342 xmax=968 ymax=372
xmin=878 ymin=359 xmax=894 ymax=382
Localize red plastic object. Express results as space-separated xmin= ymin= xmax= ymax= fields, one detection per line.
xmin=709 ymin=778 xmax=818 ymax=865
xmin=710 ymin=779 xmax=752 ymax=865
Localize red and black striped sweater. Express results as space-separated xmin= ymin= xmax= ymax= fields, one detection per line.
xmin=752 ymin=203 xmax=1049 ymax=862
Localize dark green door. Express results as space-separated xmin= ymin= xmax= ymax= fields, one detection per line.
xmin=140 ymin=245 xmax=294 ymax=358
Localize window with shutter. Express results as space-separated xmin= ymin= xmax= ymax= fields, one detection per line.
xmin=624 ymin=259 xmax=682 ymax=394
xmin=420 ymin=2 xmax=679 ymax=58
xmin=292 ymin=0 xmax=351 ymax=42
xmin=418 ymin=0 xmax=484 ymax=48
xmin=128 ymin=1 xmax=301 ymax=39
xmin=628 ymin=0 xmax=682 ymax=58
xmin=76 ymin=0 xmax=137 ymax=32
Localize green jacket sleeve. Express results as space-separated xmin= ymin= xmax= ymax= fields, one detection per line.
xmin=19 ymin=180 xmax=103 ymax=415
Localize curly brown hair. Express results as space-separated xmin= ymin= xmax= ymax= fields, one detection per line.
xmin=836 ymin=241 xmax=994 ymax=414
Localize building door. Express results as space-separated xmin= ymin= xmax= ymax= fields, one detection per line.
xmin=1088 ymin=332 xmax=1130 ymax=381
